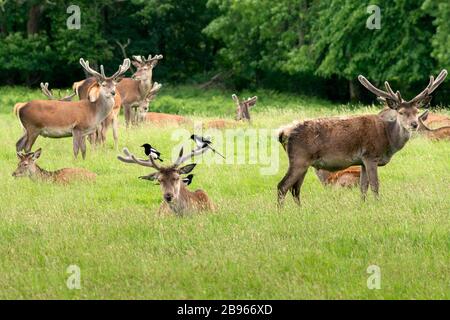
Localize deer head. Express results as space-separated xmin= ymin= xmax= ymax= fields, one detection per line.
xmin=232 ymin=94 xmax=257 ymax=121
xmin=79 ymin=58 xmax=130 ymax=103
xmin=12 ymin=148 xmax=42 ymax=178
xmin=136 ymin=82 xmax=162 ymax=116
xmin=359 ymin=70 xmax=447 ymax=131
xmin=131 ymin=54 xmax=163 ymax=82
xmin=117 ymin=143 xmax=208 ymax=204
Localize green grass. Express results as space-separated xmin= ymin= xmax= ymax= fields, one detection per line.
xmin=0 ymin=86 xmax=449 ymax=299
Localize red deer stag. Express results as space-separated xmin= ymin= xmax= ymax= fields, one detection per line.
xmin=418 ymin=110 xmax=450 ymax=140
xmin=232 ymin=94 xmax=257 ymax=121
xmin=15 ymin=58 xmax=130 ymax=159
xmin=12 ymin=148 xmax=96 ymax=183
xmin=277 ymin=69 xmax=447 ymax=206
xmin=117 ymin=144 xmax=214 ymax=215
xmin=134 ymin=82 xmax=162 ymax=123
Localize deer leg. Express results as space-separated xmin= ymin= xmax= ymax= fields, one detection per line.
xmin=24 ymin=131 xmax=39 ymax=153
xmin=112 ymin=116 xmax=119 ymax=150
xmin=291 ymin=170 xmax=308 ymax=206
xmin=278 ymin=165 xmax=308 ymax=208
xmin=360 ymin=165 xmax=369 ymax=200
xmin=16 ymin=133 xmax=28 ymax=152
xmin=364 ymin=161 xmax=379 ymax=199
xmin=73 ymin=133 xmax=80 ymax=158
xmin=80 ymin=135 xmax=87 ymax=159
xmin=124 ymin=105 xmax=131 ymax=128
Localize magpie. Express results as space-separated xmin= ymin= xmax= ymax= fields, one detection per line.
xmin=141 ymin=143 xmax=163 ymax=162
xmin=190 ymin=134 xmax=225 ymax=159
xmin=182 ymin=174 xmax=194 ymax=186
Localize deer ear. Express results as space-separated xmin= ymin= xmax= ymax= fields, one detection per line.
xmin=88 ymin=85 xmax=100 ymax=103
xmin=178 ymin=163 xmax=196 ymax=174
xmin=17 ymin=152 xmax=24 ymax=159
xmin=385 ymin=99 xmax=400 ymax=110
xmin=32 ymin=148 xmax=42 ymax=160
xmin=139 ymin=173 xmax=159 ymax=181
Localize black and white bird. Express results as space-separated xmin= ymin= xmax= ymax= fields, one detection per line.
xmin=141 ymin=143 xmax=163 ymax=162
xmin=182 ymin=174 xmax=194 ymax=186
xmin=190 ymin=134 xmax=225 ymax=159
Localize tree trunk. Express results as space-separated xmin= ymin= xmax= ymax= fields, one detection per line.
xmin=349 ymin=79 xmax=360 ymax=102
xmin=27 ymin=4 xmax=42 ymax=35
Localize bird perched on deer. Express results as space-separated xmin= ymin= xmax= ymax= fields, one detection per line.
xmin=12 ymin=149 xmax=96 ymax=184
xmin=117 ymin=142 xmax=215 ymax=216
xmin=141 ymin=143 xmax=164 ymax=162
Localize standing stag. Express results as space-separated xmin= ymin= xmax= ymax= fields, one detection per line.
xmin=277 ymin=70 xmax=447 ymax=206
xmin=15 ymin=58 xmax=130 ymax=159
xmin=117 ymin=144 xmax=214 ymax=215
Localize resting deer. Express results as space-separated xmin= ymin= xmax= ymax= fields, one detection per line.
xmin=117 ymin=144 xmax=214 ymax=215
xmin=15 ymin=58 xmax=130 ymax=159
xmin=40 ymin=82 xmax=76 ymax=101
xmin=315 ymin=167 xmax=360 ymax=188
xmin=277 ymin=69 xmax=447 ymax=206
xmin=232 ymin=94 xmax=257 ymax=121
xmin=12 ymin=148 xmax=96 ymax=183
xmin=418 ymin=110 xmax=450 ymax=140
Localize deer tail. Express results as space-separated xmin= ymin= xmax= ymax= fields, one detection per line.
xmin=277 ymin=121 xmax=299 ymax=151
xmin=13 ymin=102 xmax=26 ymax=118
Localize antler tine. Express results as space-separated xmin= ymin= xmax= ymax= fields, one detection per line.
xmin=409 ymin=69 xmax=448 ymax=104
xmin=358 ymin=75 xmax=400 ymax=103
xmin=244 ymin=96 xmax=258 ymax=107
xmin=79 ymin=58 xmax=104 ymax=79
xmin=146 ymin=82 xmax=162 ymax=99
xmin=147 ymin=54 xmax=163 ymax=62
xmin=117 ymin=147 xmax=160 ymax=169
xmin=174 ymin=145 xmax=209 ymax=167
xmin=40 ymin=82 xmax=55 ymax=100
xmin=60 ymin=92 xmax=76 ymax=102
xmin=132 ymin=55 xmax=143 ymax=63
xmin=100 ymin=65 xmax=106 ymax=79
xmin=109 ymin=58 xmax=131 ymax=80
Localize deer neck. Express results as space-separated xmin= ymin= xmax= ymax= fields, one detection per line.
xmin=92 ymin=94 xmax=115 ymax=123
xmin=168 ymin=186 xmax=193 ymax=215
xmin=384 ymin=117 xmax=411 ymax=154
xmin=138 ymin=79 xmax=153 ymax=100
xmin=31 ymin=165 xmax=55 ymax=181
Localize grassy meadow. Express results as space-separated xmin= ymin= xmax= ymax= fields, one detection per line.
xmin=0 ymin=86 xmax=449 ymax=299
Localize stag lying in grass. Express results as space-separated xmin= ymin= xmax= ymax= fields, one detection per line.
xmin=232 ymin=94 xmax=257 ymax=121
xmin=117 ymin=144 xmax=214 ymax=215
xmin=418 ymin=110 xmax=450 ymax=140
xmin=277 ymin=69 xmax=447 ymax=206
xmin=15 ymin=58 xmax=130 ymax=159
xmin=12 ymin=149 xmax=96 ymax=183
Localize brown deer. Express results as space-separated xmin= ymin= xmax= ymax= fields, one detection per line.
xmin=117 ymin=144 xmax=215 ymax=215
xmin=277 ymin=69 xmax=447 ymax=206
xmin=315 ymin=167 xmax=361 ymax=188
xmin=418 ymin=110 xmax=450 ymax=140
xmin=15 ymin=58 xmax=130 ymax=159
xmin=122 ymin=54 xmax=163 ymax=126
xmin=145 ymin=112 xmax=190 ymax=126
xmin=232 ymin=94 xmax=257 ymax=121
xmin=12 ymin=149 xmax=96 ymax=183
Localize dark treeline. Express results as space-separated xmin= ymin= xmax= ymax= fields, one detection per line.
xmin=0 ymin=0 xmax=449 ymax=104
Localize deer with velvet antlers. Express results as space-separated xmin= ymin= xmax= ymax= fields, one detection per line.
xmin=277 ymin=70 xmax=447 ymax=206
xmin=232 ymin=94 xmax=257 ymax=121
xmin=15 ymin=58 xmax=130 ymax=159
xmin=117 ymin=143 xmax=214 ymax=215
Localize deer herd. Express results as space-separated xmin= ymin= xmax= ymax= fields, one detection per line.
xmin=9 ymin=53 xmax=449 ymax=215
